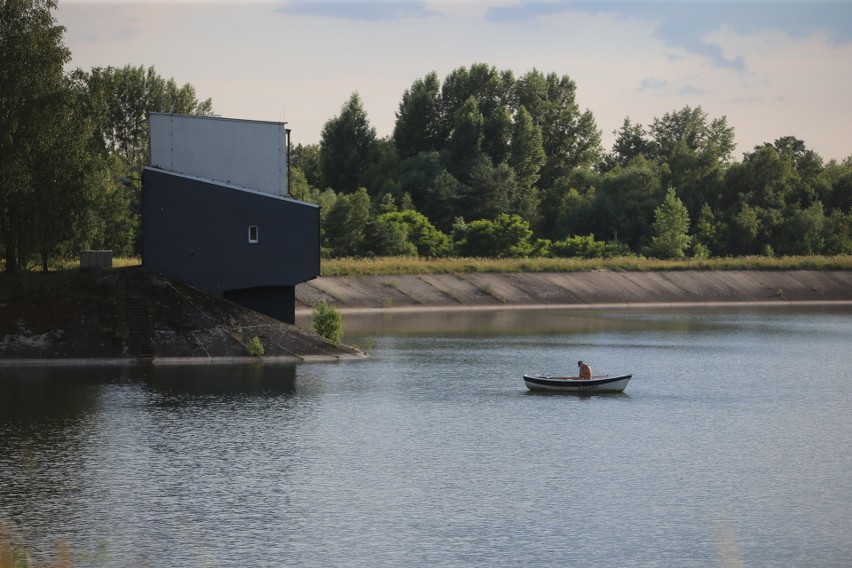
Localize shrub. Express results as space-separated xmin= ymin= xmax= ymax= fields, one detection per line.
xmin=246 ymin=336 xmax=264 ymax=357
xmin=455 ymin=213 xmax=533 ymax=258
xmin=313 ymin=300 xmax=343 ymax=344
xmin=549 ymin=234 xmax=627 ymax=259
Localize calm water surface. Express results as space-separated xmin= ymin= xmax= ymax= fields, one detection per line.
xmin=2 ymin=306 xmax=851 ymax=567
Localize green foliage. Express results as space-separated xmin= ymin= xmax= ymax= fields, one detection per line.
xmin=649 ymin=105 xmax=735 ymax=165
xmin=455 ymin=213 xmax=533 ymax=258
xmin=440 ymin=63 xmax=513 ymax=157
xmin=291 ymin=143 xmax=322 ymax=189
xmin=0 ymin=0 xmax=70 ymax=273
xmin=75 ymin=64 xmax=213 ymax=174
xmin=646 ymin=188 xmax=692 ymax=259
xmin=320 ymin=92 xmax=378 ymax=193
xmin=460 ymin=158 xmax=513 ymax=221
xmin=422 ymin=169 xmax=462 ymax=233
xmin=509 ymin=106 xmax=546 ymax=189
xmin=594 ymin=156 xmax=666 ymax=248
xmin=728 ymin=203 xmax=763 ymax=255
xmin=549 ymin=235 xmax=626 ymax=259
xmin=444 ymin=96 xmax=485 ymax=181
xmin=693 ymin=203 xmax=722 ymax=256
xmin=374 ymin=210 xmax=451 ymax=257
xmin=312 ymin=300 xmax=343 ymax=344
xmin=246 ymin=336 xmax=264 ymax=357
xmin=605 ymin=117 xmax=650 ymax=170
xmin=393 ymin=71 xmax=443 ymax=159
xmin=513 ymin=69 xmax=602 ymax=186
xmin=322 ymin=188 xmax=371 ymax=257
xmin=373 ymin=218 xmax=417 ymax=256
xmin=775 ymin=202 xmax=825 ymax=256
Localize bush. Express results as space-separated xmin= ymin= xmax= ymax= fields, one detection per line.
xmin=374 ymin=210 xmax=452 ymax=257
xmin=455 ymin=213 xmax=533 ymax=258
xmin=549 ymin=234 xmax=627 ymax=259
xmin=313 ymin=300 xmax=343 ymax=344
xmin=246 ymin=336 xmax=264 ymax=357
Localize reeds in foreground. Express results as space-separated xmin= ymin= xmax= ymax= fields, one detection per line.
xmin=1 ymin=522 xmax=73 ymax=568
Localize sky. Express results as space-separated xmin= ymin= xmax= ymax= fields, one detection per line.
xmin=56 ymin=0 xmax=852 ymax=162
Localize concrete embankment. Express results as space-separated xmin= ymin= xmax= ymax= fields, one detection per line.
xmin=295 ymin=270 xmax=852 ymax=312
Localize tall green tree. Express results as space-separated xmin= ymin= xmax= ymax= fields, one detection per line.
xmin=72 ymin=64 xmax=214 ymax=256
xmin=393 ymin=71 xmax=442 ymax=159
xmin=443 ymin=96 xmax=485 ymax=182
xmin=649 ymin=106 xmax=735 ymax=165
xmin=823 ymin=209 xmax=852 ymax=254
xmin=75 ymin=64 xmax=213 ymax=174
xmin=398 ymin=150 xmax=443 ymax=210
xmin=440 ymin=63 xmax=513 ymax=162
xmin=320 ymin=92 xmax=379 ymax=194
xmin=767 ymin=136 xmax=825 ymax=207
xmin=727 ymin=202 xmax=762 ymax=255
xmin=692 ymin=203 xmax=723 ymax=257
xmin=605 ymin=117 xmax=650 ymax=170
xmin=509 ymin=106 xmax=545 ymax=190
xmin=422 ymin=169 xmax=462 ymax=233
xmin=647 ymin=106 xmax=734 ymax=216
xmin=27 ymin=75 xmax=105 ymax=270
xmin=823 ymin=159 xmax=852 ymax=213
xmin=291 ymin=143 xmax=322 ymax=190
xmin=646 ymin=188 xmax=692 ymax=259
xmin=513 ymin=69 xmax=602 ymax=188
xmin=322 ymin=187 xmax=371 ymax=257
xmin=460 ymin=159 xmax=515 ymax=222
xmin=593 ymin=156 xmax=666 ymax=249
xmin=1 ymin=0 xmax=70 ymax=272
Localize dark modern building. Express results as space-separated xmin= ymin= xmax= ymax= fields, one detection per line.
xmin=142 ymin=113 xmax=319 ymax=324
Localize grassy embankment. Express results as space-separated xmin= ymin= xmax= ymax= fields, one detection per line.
xmin=2 ymin=255 xmax=851 ymax=285
xmin=318 ymin=255 xmax=852 ymax=276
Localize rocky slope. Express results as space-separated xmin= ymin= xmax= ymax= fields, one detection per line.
xmin=1 ymin=267 xmax=362 ymax=364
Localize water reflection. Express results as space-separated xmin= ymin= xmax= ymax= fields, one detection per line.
xmin=297 ymin=304 xmax=852 ymax=341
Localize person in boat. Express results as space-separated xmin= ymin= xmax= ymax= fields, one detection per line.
xmin=577 ymin=360 xmax=592 ymax=380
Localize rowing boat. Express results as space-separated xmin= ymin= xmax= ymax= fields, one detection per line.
xmin=523 ymin=374 xmax=632 ymax=393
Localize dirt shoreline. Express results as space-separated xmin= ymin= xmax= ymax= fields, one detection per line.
xmin=295 ymin=270 xmax=852 ymax=312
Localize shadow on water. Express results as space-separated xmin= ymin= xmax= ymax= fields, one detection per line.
xmin=0 ymin=363 xmax=305 ymax=420
xmin=522 ymin=390 xmax=631 ymax=400
xmin=0 ymin=366 xmax=116 ymax=422
xmin=145 ymin=363 xmax=299 ymax=401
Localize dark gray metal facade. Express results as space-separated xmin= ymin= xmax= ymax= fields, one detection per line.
xmin=142 ymin=167 xmax=319 ymax=324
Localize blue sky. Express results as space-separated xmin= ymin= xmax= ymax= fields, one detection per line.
xmin=57 ymin=1 xmax=852 ymax=161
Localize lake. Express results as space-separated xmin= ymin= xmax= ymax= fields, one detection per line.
xmin=2 ymin=305 xmax=851 ymax=567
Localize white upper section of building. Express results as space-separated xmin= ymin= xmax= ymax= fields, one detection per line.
xmin=149 ymin=113 xmax=289 ymax=197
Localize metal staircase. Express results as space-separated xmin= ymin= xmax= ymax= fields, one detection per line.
xmin=124 ymin=268 xmax=153 ymax=359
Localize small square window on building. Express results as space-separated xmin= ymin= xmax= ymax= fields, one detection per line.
xmin=248 ymin=225 xmax=259 ymax=243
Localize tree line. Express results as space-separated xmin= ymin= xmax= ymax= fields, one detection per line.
xmin=295 ymin=70 xmax=852 ymax=260
xmin=1 ymin=0 xmax=211 ymax=273
xmin=3 ymin=1 xmax=851 ymax=273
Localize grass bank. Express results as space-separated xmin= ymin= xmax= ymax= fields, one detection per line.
xmin=319 ymin=255 xmax=852 ymax=277
xmin=3 ymin=255 xmax=850 ymax=281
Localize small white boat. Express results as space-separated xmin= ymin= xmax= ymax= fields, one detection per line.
xmin=523 ymin=374 xmax=632 ymax=393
